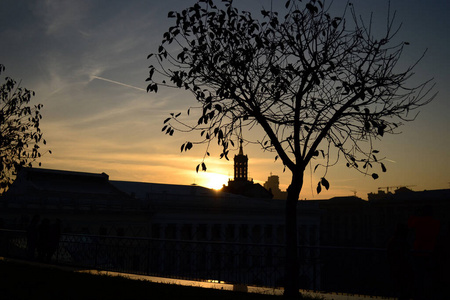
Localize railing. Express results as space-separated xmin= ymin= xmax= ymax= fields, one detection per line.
xmin=0 ymin=230 xmax=394 ymax=297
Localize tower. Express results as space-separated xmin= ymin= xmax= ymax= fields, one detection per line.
xmin=234 ymin=140 xmax=248 ymax=181
xmin=222 ymin=140 xmax=272 ymax=198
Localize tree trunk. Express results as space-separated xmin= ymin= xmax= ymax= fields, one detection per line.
xmin=284 ymin=171 xmax=304 ymax=299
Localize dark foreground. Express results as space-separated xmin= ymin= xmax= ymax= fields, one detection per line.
xmin=0 ymin=259 xmax=324 ymax=300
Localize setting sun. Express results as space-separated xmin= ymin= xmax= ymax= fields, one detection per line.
xmin=200 ymin=172 xmax=229 ymax=190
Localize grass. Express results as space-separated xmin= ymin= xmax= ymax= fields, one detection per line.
xmin=0 ymin=259 xmax=325 ymax=300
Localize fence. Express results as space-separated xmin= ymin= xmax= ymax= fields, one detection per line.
xmin=0 ymin=229 xmax=395 ymax=297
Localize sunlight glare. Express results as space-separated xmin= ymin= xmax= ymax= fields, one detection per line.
xmin=200 ymin=172 xmax=229 ymax=190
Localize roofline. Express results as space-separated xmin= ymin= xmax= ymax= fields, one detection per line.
xmin=19 ymin=167 xmax=109 ymax=179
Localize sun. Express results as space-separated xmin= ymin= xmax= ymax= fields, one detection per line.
xmin=201 ymin=172 xmax=229 ymax=190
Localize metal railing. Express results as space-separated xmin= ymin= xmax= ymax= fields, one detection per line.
xmin=0 ymin=229 xmax=394 ymax=297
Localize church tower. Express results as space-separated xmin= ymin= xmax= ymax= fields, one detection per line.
xmin=234 ymin=140 xmax=248 ymax=181
xmin=222 ymin=139 xmax=272 ymax=198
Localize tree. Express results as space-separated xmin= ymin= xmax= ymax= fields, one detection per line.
xmin=146 ymin=0 xmax=435 ymax=297
xmin=0 ymin=64 xmax=49 ymax=191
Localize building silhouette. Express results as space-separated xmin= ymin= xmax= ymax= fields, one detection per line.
xmin=1 ymin=167 xmax=450 ymax=292
xmin=221 ymin=141 xmax=272 ymax=198
xmin=234 ymin=140 xmax=248 ymax=181
xmin=263 ymin=174 xmax=288 ymax=200
xmin=0 ymin=167 xmax=319 ymax=246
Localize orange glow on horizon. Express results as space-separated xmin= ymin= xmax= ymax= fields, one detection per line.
xmin=197 ymin=171 xmax=229 ymax=190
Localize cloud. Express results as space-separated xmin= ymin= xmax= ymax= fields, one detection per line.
xmin=32 ymin=1 xmax=91 ymax=36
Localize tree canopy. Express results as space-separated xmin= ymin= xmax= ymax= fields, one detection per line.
xmin=146 ymin=0 xmax=435 ymax=297
xmin=0 ymin=64 xmax=49 ymax=190
xmin=148 ymin=0 xmax=434 ymax=188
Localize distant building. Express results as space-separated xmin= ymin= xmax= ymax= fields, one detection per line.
xmin=0 ymin=168 xmax=147 ymax=236
xmin=0 ymin=167 xmax=320 ymax=247
xmin=3 ymin=167 xmax=449 ymax=252
xmin=221 ymin=141 xmax=272 ymax=198
xmin=311 ymin=188 xmax=450 ymax=248
xmin=263 ymin=174 xmax=288 ymax=200
xmin=313 ymin=196 xmax=371 ymax=247
xmin=367 ymin=187 xmax=450 ymax=247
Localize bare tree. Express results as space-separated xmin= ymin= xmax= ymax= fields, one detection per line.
xmin=146 ymin=0 xmax=435 ymax=297
xmin=0 ymin=64 xmax=49 ymax=191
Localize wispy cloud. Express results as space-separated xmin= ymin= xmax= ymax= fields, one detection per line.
xmin=90 ymin=76 xmax=146 ymax=92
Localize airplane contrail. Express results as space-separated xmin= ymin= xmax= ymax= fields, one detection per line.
xmin=91 ymin=75 xmax=146 ymax=92
xmin=385 ymin=159 xmax=397 ymax=163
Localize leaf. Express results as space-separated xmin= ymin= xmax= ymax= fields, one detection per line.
xmin=378 ymin=124 xmax=386 ymax=137
xmin=332 ymin=19 xmax=338 ymax=29
xmin=381 ymin=163 xmax=387 ymax=172
xmin=321 ymin=177 xmax=330 ymax=190
xmin=317 ymin=182 xmax=322 ymax=194
xmin=196 ymin=164 xmax=200 ymax=173
xmin=201 ymin=162 xmax=207 ymax=171
xmin=372 ymin=173 xmax=379 ymax=180
xmin=164 ymin=117 xmax=171 ymax=124
xmin=320 ymin=150 xmax=325 ymax=158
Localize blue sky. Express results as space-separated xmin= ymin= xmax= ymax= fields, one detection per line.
xmin=0 ymin=0 xmax=449 ymax=199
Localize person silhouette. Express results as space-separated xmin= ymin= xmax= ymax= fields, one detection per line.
xmin=434 ymin=225 xmax=450 ymax=299
xmin=37 ymin=218 xmax=50 ymax=262
xmin=26 ymin=215 xmax=40 ymax=260
xmin=387 ymin=223 xmax=413 ymax=300
xmin=408 ymin=205 xmax=440 ymax=300
xmin=46 ymin=219 xmax=62 ymax=262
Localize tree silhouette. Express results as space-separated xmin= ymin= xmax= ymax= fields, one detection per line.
xmin=0 ymin=64 xmax=49 ymax=191
xmin=146 ymin=0 xmax=435 ymax=297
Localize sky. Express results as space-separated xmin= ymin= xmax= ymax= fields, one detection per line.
xmin=0 ymin=0 xmax=448 ymax=200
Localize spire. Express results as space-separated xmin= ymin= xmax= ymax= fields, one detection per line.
xmin=234 ymin=139 xmax=248 ymax=181
xmin=238 ymin=139 xmax=244 ymax=155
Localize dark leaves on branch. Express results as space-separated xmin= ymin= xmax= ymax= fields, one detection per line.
xmin=321 ymin=177 xmax=330 ymax=190
xmin=317 ymin=182 xmax=322 ymax=194
xmin=181 ymin=142 xmax=193 ymax=152
xmin=317 ymin=177 xmax=330 ymax=194
xmin=196 ymin=162 xmax=207 ymax=173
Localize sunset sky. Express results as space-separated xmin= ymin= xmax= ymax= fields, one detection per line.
xmin=1 ymin=0 xmax=448 ymax=200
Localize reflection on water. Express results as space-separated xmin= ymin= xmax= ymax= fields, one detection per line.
xmin=206 ymin=279 xmax=225 ymax=284
xmin=75 ymin=268 xmax=395 ymax=300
